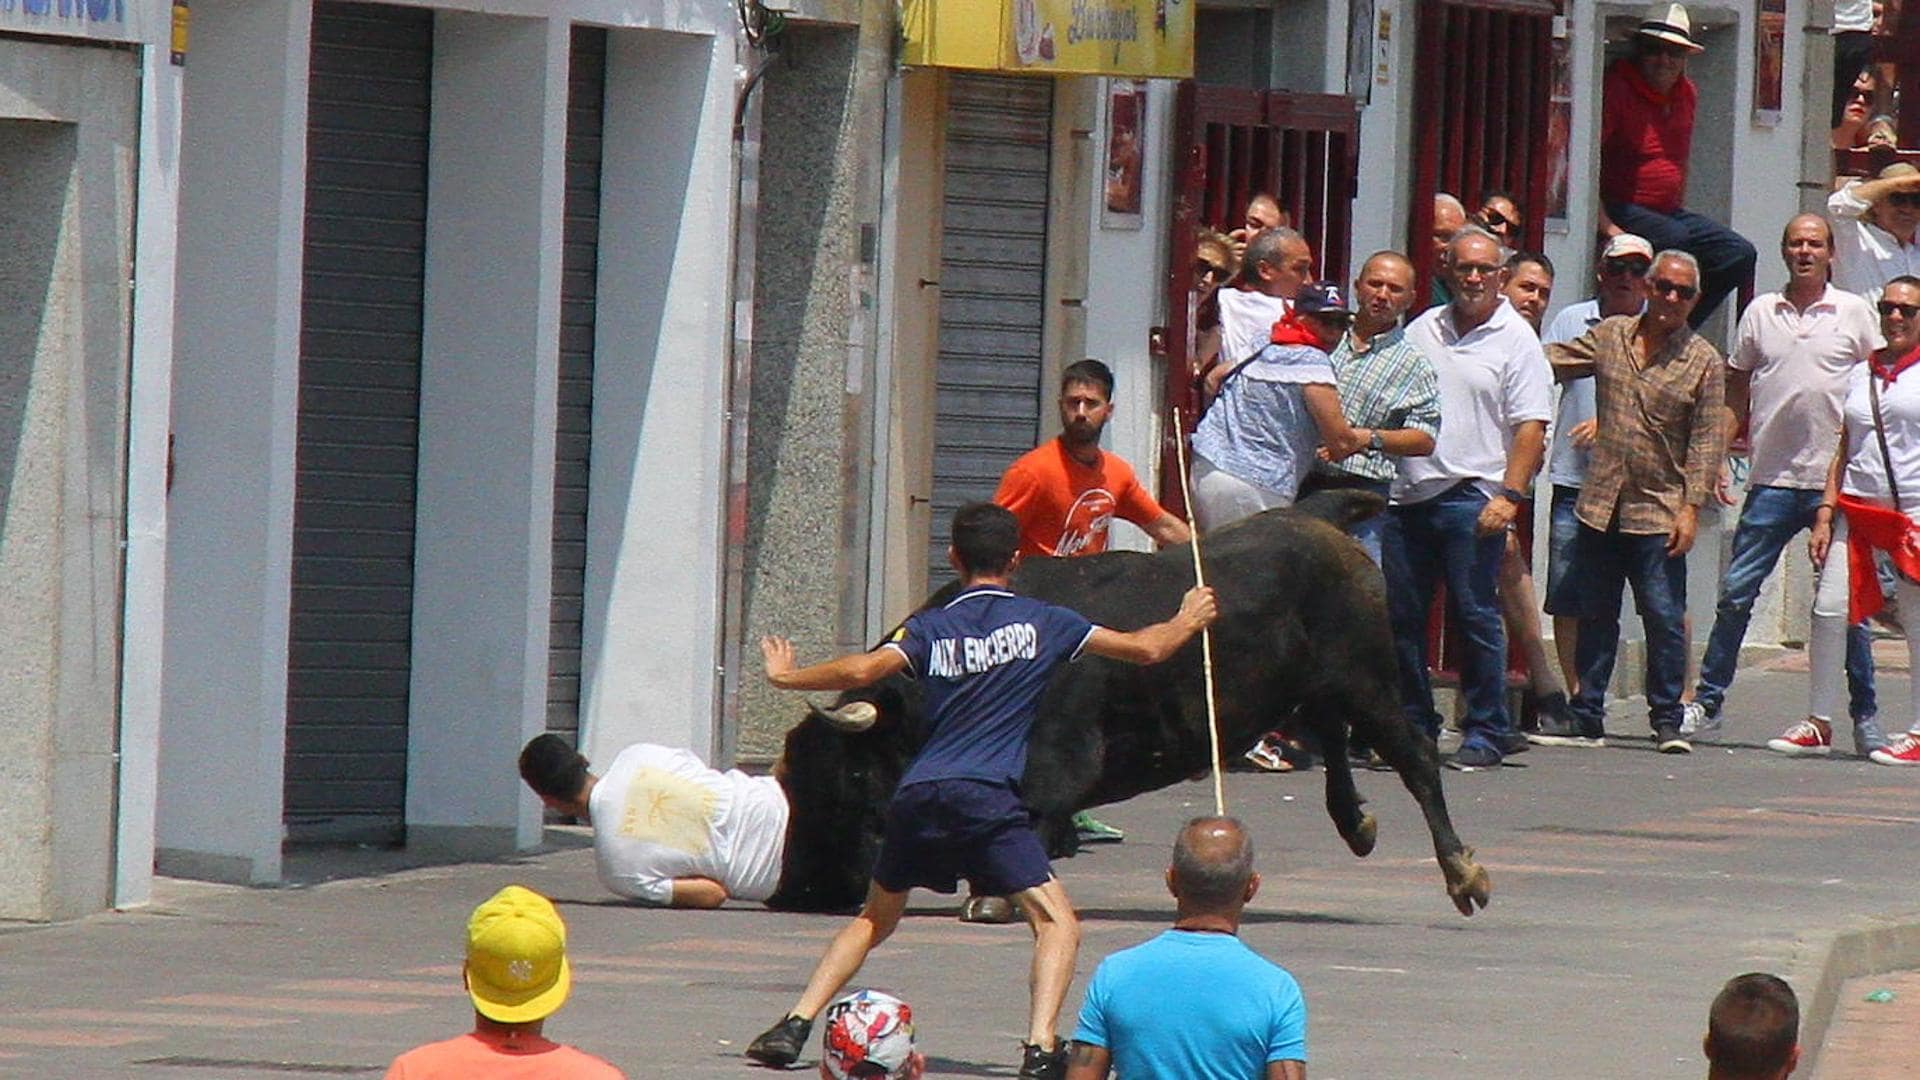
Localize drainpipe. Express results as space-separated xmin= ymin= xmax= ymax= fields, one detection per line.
xmin=713 ymin=21 xmax=778 ymax=766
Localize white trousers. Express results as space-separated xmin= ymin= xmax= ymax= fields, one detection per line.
xmin=1810 ymin=517 xmax=1920 ymax=733
xmin=1190 ymin=456 xmax=1294 ymax=533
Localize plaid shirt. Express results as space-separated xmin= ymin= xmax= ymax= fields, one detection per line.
xmin=1322 ymin=326 xmax=1442 ymax=483
xmin=1546 ymin=314 xmax=1728 ymax=534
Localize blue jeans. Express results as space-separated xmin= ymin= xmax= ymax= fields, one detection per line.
xmin=1604 ymin=203 xmax=1758 ymax=328
xmin=1564 ymin=525 xmax=1688 ymax=732
xmin=1382 ymin=484 xmax=1510 ymax=749
xmin=1543 ymin=485 xmax=1582 ymax=614
xmin=1694 ymin=486 xmax=1876 ymax=720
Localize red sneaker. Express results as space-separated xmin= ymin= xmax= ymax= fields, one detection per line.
xmin=1870 ymin=732 xmax=1920 ymax=766
xmin=1767 ymin=719 xmax=1832 ymax=757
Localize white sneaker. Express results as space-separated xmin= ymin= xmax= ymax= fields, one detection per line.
xmin=1678 ymin=701 xmax=1721 ymax=738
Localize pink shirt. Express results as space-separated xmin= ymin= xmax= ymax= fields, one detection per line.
xmin=1730 ymin=285 xmax=1882 ymax=489
xmin=385 ymin=1031 xmax=625 ymax=1079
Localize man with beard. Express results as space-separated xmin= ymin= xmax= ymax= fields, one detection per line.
xmin=996 ymin=359 xmax=1190 ymax=841
xmin=996 ymin=360 xmax=1191 ymax=561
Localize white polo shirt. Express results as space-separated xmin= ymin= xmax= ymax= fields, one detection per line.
xmin=1396 ymin=298 xmax=1555 ymax=505
xmin=1828 ymin=183 xmax=1920 ymax=307
xmin=1216 ymin=288 xmax=1292 ymax=368
xmin=1732 ymin=285 xmax=1882 ymax=490
xmin=1842 ymin=362 xmax=1920 ymax=516
xmin=588 ymin=743 xmax=789 ymax=905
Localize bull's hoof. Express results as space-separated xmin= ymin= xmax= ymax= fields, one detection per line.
xmin=1344 ymin=813 xmax=1378 ymax=858
xmin=1443 ymin=850 xmax=1491 ymax=917
xmin=959 ymin=895 xmax=1015 ymax=924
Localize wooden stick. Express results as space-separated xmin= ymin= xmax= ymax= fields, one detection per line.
xmin=1170 ymin=408 xmax=1227 ymax=816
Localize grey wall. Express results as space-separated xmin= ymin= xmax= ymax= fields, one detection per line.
xmin=737 ymin=24 xmax=879 ymax=758
xmin=0 ymin=41 xmax=138 ymax=921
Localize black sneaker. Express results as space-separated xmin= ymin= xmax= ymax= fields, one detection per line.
xmin=746 ymin=1014 xmax=812 ymax=1068
xmin=1527 ymin=713 xmax=1606 ymax=748
xmin=1018 ymin=1040 xmax=1068 ymax=1080
xmin=1653 ymin=724 xmax=1692 ymax=754
xmin=1496 ymin=730 xmax=1531 ymax=756
xmin=1446 ymin=742 xmax=1503 ymax=770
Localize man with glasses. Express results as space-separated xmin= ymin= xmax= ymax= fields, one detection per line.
xmin=1828 ymin=162 xmax=1920 ymax=308
xmin=1389 ymin=227 xmax=1553 ymax=770
xmin=1681 ymin=215 xmax=1884 ymax=755
xmin=1597 ymin=2 xmax=1757 ymax=327
xmin=1529 ymin=235 xmax=1653 ymax=743
xmin=1205 ymin=229 xmax=1315 ymax=405
xmin=1544 ymin=250 xmax=1729 ymax=754
xmin=1476 ymin=191 xmax=1524 ymax=251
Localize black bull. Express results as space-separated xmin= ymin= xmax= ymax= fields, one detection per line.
xmin=767 ymin=493 xmax=1491 ymax=917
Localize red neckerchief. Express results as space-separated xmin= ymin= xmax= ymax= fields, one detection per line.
xmin=1271 ymin=310 xmax=1336 ymax=351
xmin=1614 ymin=57 xmax=1692 ymax=110
xmin=1870 ymin=342 xmax=1920 ymax=384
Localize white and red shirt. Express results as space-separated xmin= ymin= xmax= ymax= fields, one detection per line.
xmin=1731 ymin=285 xmax=1882 ymax=489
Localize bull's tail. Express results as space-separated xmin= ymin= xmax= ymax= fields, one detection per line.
xmin=1293 ymin=488 xmax=1387 ymax=531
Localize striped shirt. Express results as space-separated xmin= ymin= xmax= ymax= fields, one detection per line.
xmin=1322 ymin=326 xmax=1442 ymax=483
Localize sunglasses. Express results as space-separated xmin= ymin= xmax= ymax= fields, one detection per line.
xmin=1880 ymin=300 xmax=1920 ymax=319
xmin=1194 ymin=261 xmax=1229 ymax=281
xmin=1480 ymin=209 xmax=1514 ymax=231
xmin=1452 ymin=262 xmax=1504 ymax=279
xmin=1650 ymin=278 xmax=1698 ymax=300
xmin=1889 ymin=193 xmax=1920 ymax=209
xmin=1602 ymin=257 xmax=1651 ymax=278
xmin=1645 ymin=41 xmax=1691 ymax=58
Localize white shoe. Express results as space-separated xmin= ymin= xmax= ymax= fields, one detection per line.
xmin=1678 ymin=701 xmax=1721 ymax=738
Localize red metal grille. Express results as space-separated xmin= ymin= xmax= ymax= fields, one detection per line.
xmin=1159 ymin=85 xmax=1361 ymax=514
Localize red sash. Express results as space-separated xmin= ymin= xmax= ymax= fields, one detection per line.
xmin=1837 ymin=494 xmax=1920 ymax=622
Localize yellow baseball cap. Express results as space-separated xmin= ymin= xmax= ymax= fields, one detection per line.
xmin=464 ymin=885 xmax=572 ymax=1024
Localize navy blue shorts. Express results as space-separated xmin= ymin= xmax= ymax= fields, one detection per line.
xmin=870 ymin=779 xmax=1053 ymax=897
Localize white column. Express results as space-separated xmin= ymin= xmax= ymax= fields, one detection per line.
xmin=579 ymin=28 xmax=737 ymax=765
xmin=115 ymin=33 xmax=185 ymax=909
xmin=404 ymin=13 xmax=567 ymax=855
xmin=157 ymin=0 xmax=313 ymax=887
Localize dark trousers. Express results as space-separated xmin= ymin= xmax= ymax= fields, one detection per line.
xmin=1604 ymin=202 xmax=1758 ymax=328
xmin=1382 ymin=484 xmax=1511 ymax=750
xmin=1565 ymin=525 xmax=1688 ymax=733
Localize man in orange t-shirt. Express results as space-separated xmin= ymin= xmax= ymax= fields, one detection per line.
xmin=384 ymin=885 xmax=624 ymax=1079
xmin=995 ymin=360 xmax=1190 ymax=559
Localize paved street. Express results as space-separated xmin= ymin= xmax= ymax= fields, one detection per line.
xmin=1 ymin=656 xmax=1917 ymax=1080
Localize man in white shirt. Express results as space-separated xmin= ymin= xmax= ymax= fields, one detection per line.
xmin=1682 ymin=215 xmax=1886 ymax=756
xmin=1828 ymin=163 xmax=1920 ymax=307
xmin=1204 ymin=229 xmax=1312 ymax=402
xmin=519 ymin=734 xmax=789 ymax=908
xmin=1387 ymin=227 xmax=1553 ymax=769
xmin=1535 ymin=234 xmax=1652 ymax=711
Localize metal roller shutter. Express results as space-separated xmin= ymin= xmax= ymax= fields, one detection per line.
xmin=285 ymin=1 xmax=432 ymax=841
xmin=546 ymin=27 xmax=605 ymax=742
xmin=930 ymin=73 xmax=1053 ymax=584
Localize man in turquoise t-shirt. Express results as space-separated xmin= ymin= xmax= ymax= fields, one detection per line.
xmin=1067 ymin=817 xmax=1307 ymax=1080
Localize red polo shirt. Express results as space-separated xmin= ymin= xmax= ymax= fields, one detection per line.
xmin=1599 ymin=57 xmax=1695 ymax=213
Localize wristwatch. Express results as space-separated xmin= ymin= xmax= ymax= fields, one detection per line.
xmin=1367 ymin=429 xmax=1385 ymax=452
xmin=1498 ymin=486 xmax=1529 ymax=504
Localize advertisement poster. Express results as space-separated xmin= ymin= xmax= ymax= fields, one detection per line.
xmin=1103 ymin=79 xmax=1147 ymax=229
xmin=1544 ymin=16 xmax=1573 ymax=226
xmin=1753 ymin=0 xmax=1785 ymax=122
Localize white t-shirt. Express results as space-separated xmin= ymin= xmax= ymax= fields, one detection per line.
xmin=1841 ymin=362 xmax=1920 ymax=516
xmin=1395 ymin=298 xmax=1555 ymax=504
xmin=588 ymin=744 xmax=789 ymax=905
xmin=1833 ymin=0 xmax=1873 ymax=32
xmin=1731 ymin=286 xmax=1882 ymax=490
xmin=1543 ymin=300 xmax=1603 ymax=488
xmin=1216 ymin=288 xmax=1292 ymax=369
xmin=1828 ymin=183 xmax=1920 ymax=308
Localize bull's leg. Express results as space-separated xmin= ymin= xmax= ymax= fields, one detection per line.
xmin=1312 ymin=715 xmax=1377 ymax=857
xmin=1366 ymin=705 xmax=1491 ymax=916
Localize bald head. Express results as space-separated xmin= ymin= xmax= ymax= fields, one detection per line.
xmin=1170 ymin=816 xmax=1256 ymax=912
xmin=1780 ymin=213 xmax=1831 ymax=248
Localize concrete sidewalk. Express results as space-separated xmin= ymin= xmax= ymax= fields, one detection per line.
xmin=1 ymin=656 xmax=1916 ymax=1080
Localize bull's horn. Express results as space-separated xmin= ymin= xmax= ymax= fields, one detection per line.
xmin=807 ymin=699 xmax=879 ymax=733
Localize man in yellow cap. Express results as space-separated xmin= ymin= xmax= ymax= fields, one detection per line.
xmin=384 ymin=885 xmax=624 ymax=1079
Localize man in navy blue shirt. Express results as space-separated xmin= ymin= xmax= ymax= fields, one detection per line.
xmin=746 ymin=503 xmax=1218 ymax=1080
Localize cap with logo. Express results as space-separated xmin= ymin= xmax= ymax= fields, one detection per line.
xmin=1601 ymin=234 xmax=1655 ymax=261
xmin=465 ymin=885 xmax=572 ymax=1024
xmin=1294 ymin=280 xmax=1354 ymax=319
xmin=1635 ymin=2 xmax=1704 ymax=52
xmin=820 ymin=989 xmax=917 ymax=1080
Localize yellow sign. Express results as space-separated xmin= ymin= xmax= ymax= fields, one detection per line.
xmin=902 ymin=0 xmax=1193 ymax=79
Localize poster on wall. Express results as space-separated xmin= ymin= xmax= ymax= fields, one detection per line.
xmin=1102 ymin=79 xmax=1147 ymax=230
xmin=1544 ymin=15 xmax=1573 ymax=228
xmin=1345 ymin=0 xmax=1375 ymax=104
xmin=0 ymin=0 xmax=154 ymax=43
xmin=1753 ymin=0 xmax=1785 ymax=124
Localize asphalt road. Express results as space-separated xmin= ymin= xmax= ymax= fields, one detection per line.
xmin=1 ymin=658 xmax=1916 ymax=1079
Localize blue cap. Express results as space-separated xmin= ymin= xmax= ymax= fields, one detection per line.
xmin=1295 ymin=281 xmax=1353 ymax=318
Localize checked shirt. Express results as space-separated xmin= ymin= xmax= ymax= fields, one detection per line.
xmin=1321 ymin=325 xmax=1442 ymax=483
xmin=1546 ymin=314 xmax=1727 ymax=535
